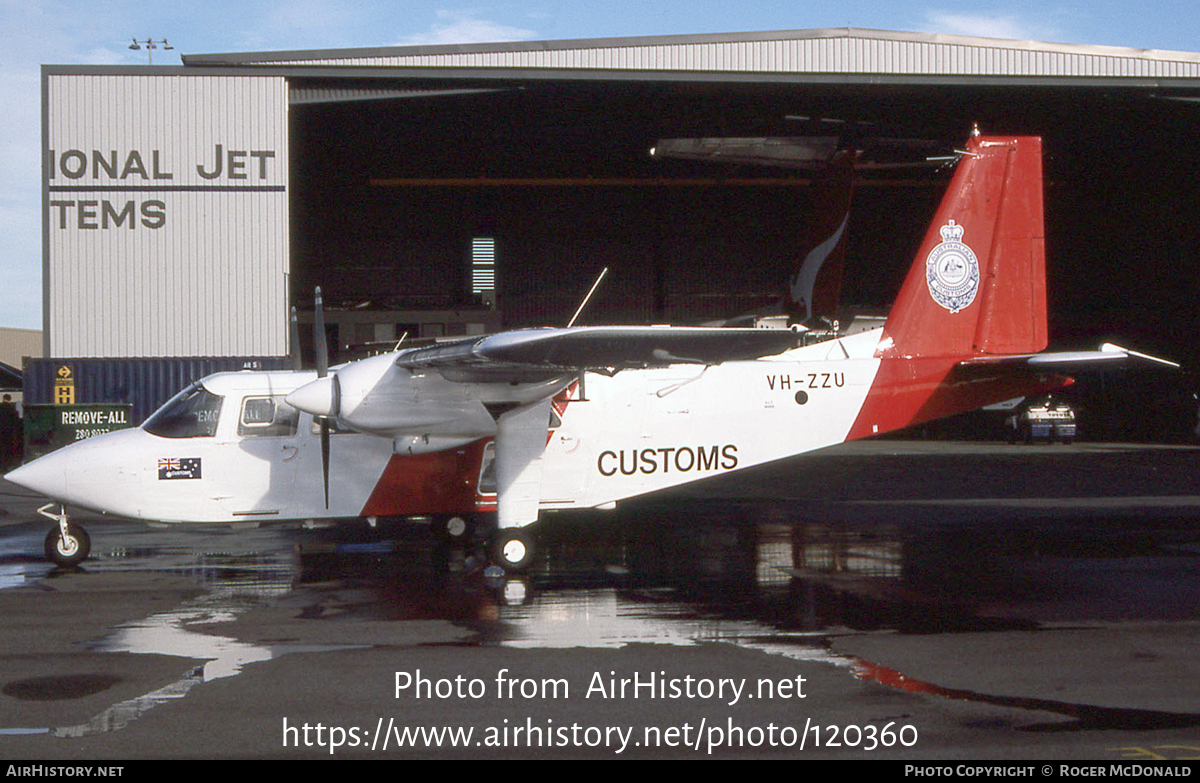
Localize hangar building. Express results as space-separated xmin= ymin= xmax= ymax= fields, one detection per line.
xmin=41 ymin=28 xmax=1200 ymax=368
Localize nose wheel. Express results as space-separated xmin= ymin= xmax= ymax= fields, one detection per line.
xmin=38 ymin=504 xmax=90 ymax=567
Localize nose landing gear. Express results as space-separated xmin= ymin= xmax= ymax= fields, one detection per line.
xmin=38 ymin=504 xmax=90 ymax=567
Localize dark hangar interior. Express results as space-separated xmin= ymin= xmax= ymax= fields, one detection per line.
xmin=284 ymin=73 xmax=1200 ymax=438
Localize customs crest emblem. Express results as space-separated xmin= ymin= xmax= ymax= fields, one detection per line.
xmin=925 ymin=220 xmax=980 ymax=313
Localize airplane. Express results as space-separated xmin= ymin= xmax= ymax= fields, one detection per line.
xmin=5 ymin=130 xmax=1178 ymax=572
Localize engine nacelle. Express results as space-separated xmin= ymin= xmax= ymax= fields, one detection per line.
xmin=392 ymin=434 xmax=483 ymax=455
xmin=287 ymin=351 xmax=573 ymax=443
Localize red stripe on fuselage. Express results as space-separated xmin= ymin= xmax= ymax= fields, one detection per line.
xmin=360 ymin=439 xmax=491 ymax=517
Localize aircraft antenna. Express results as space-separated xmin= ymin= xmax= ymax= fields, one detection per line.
xmin=567 ymin=267 xmax=609 ymax=328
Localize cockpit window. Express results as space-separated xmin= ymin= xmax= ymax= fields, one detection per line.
xmin=238 ymin=396 xmax=299 ymax=437
xmin=143 ymin=382 xmax=223 ymax=438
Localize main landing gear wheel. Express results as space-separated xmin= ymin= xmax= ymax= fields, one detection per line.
xmin=44 ymin=523 xmax=90 ymax=567
xmin=490 ymin=528 xmax=535 ymax=573
xmin=432 ymin=515 xmax=473 ymax=541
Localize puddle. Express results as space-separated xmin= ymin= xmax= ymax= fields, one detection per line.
xmin=1 ymin=531 xmax=362 ymax=739
xmin=91 ymin=600 xmax=273 ymax=681
xmin=50 ymin=667 xmax=206 ymax=738
xmin=0 ymin=525 xmax=55 ymax=589
xmin=0 ymin=561 xmax=52 ymax=590
xmin=3 ymin=499 xmax=1199 ymax=741
xmin=10 ymin=591 xmax=368 ymax=738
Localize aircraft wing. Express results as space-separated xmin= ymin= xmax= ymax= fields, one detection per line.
xmin=394 ymin=325 xmax=802 ymax=380
xmin=649 ymin=136 xmax=842 ymax=168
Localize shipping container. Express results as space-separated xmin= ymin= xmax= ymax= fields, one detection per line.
xmin=22 ymin=357 xmax=294 ymax=425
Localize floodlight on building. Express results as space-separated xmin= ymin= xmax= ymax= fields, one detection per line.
xmin=128 ymin=38 xmax=173 ymax=65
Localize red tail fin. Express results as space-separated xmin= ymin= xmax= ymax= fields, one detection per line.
xmin=848 ymin=134 xmax=1061 ymax=439
xmin=879 ymin=133 xmax=1047 ymax=359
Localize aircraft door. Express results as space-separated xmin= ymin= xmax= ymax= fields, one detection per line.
xmin=225 ymin=394 xmax=304 ymax=519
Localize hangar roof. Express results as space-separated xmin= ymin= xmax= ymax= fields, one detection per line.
xmin=184 ymin=27 xmax=1200 ymax=85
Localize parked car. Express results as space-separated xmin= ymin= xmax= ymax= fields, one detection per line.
xmin=1006 ymin=396 xmax=1076 ymax=444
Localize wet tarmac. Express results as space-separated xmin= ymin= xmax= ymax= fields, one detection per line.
xmin=1 ymin=440 xmax=1199 ymax=759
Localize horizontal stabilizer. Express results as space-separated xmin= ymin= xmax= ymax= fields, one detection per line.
xmin=960 ymin=342 xmax=1179 ymax=370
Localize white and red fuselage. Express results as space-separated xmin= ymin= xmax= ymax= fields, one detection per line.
xmin=0 ymin=330 xmax=883 ymax=523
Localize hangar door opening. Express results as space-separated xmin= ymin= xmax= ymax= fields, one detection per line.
xmin=287 ymin=77 xmax=1200 ymax=375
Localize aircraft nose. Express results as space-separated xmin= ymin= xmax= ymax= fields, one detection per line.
xmin=4 ymin=428 xmax=144 ymax=509
xmin=4 ymin=451 xmax=68 ymax=499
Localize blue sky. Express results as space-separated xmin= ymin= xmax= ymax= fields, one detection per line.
xmin=2 ymin=0 xmax=1196 ymax=332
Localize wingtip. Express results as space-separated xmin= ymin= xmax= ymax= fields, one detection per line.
xmin=1100 ymin=342 xmax=1180 ymax=368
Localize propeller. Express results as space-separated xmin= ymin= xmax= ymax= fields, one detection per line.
xmin=314 ymin=288 xmax=332 ymax=508
xmin=284 ymin=288 xmax=344 ymax=509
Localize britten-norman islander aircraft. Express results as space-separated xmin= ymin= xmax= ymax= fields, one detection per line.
xmin=5 ymin=131 xmax=1177 ymax=571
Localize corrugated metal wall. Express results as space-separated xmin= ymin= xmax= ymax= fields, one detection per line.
xmin=44 ymin=74 xmax=289 ymax=358
xmin=246 ymin=30 xmax=1200 ymax=79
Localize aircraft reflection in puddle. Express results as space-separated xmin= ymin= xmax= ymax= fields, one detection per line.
xmin=291 ymin=502 xmax=1200 ymax=634
xmin=279 ymin=502 xmax=1200 ymax=654
xmin=6 ymin=503 xmax=1200 ymax=738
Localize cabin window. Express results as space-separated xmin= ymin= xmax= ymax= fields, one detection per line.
xmin=238 ymin=396 xmax=299 ymax=437
xmin=143 ymin=382 xmax=223 ymax=439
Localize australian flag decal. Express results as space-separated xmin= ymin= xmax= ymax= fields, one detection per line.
xmin=158 ymin=457 xmax=202 ymax=480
